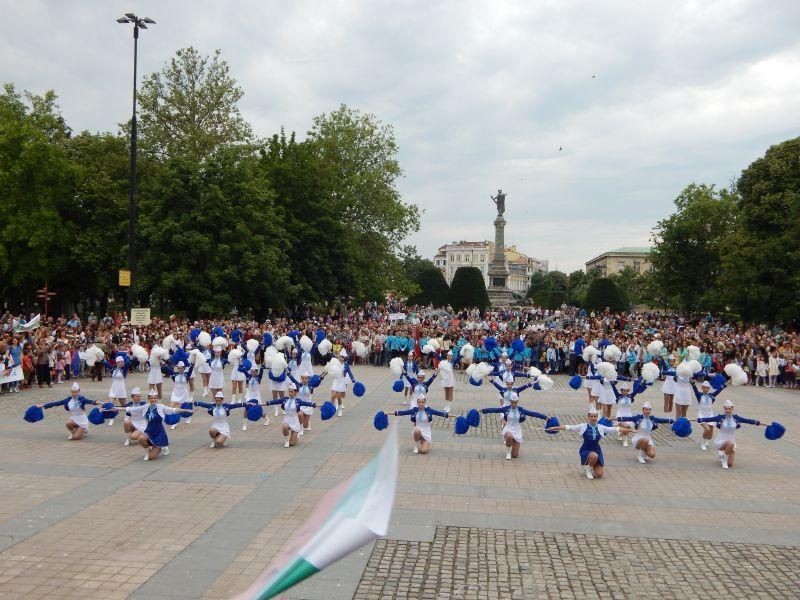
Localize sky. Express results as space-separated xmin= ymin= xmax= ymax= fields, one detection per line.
xmin=3 ymin=1 xmax=799 ymax=272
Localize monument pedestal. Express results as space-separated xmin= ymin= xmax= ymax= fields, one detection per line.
xmin=487 ymin=214 xmax=513 ymax=307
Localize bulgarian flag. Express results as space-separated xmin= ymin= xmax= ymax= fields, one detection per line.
xmin=232 ymin=424 xmax=399 ymax=600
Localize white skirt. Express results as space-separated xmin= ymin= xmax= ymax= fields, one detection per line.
xmin=332 ymin=376 xmax=347 ymax=393
xmin=197 ymin=362 xmax=211 ymax=374
xmin=697 ymin=407 xmax=714 ymax=421
xmin=108 ymin=379 xmax=127 ymax=399
xmin=170 ymin=385 xmax=191 ymax=405
xmin=615 ymin=405 xmax=633 ymax=420
xmin=599 ymin=385 xmax=616 ymax=406
xmin=414 ymin=421 xmax=432 ymax=443
xmin=131 ymin=418 xmax=147 ymax=432
xmin=147 ymin=368 xmax=163 ymax=385
xmin=70 ymin=413 xmax=90 ymax=430
xmin=271 ymin=378 xmax=288 ymax=393
xmin=674 ymin=384 xmax=692 ymax=406
xmin=299 ymin=404 xmax=313 ymax=416
xmin=230 ymin=368 xmax=245 ymax=382
xmin=631 ymin=432 xmax=654 ymax=447
xmin=440 ymin=373 xmax=455 ymax=388
xmin=502 ymin=422 xmax=523 ymax=444
xmin=211 ymin=419 xmax=231 ymax=438
xmin=283 ymin=411 xmax=302 ymax=433
xmin=713 ymin=432 xmax=735 ymax=450
xmin=661 ymin=377 xmax=677 ymax=395
xmin=589 ymin=379 xmax=603 ymax=397
xmin=209 ymin=370 xmax=224 ymax=389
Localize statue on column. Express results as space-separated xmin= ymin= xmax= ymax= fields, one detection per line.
xmin=490 ymin=189 xmax=506 ymax=216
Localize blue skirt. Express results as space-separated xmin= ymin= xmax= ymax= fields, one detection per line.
xmin=145 ymin=421 xmax=169 ymax=448
xmin=579 ymin=441 xmax=604 ymax=466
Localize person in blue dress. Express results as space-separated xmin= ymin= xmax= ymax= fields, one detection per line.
xmin=548 ymin=407 xmax=634 ymax=479
xmin=697 ymin=399 xmax=765 ymax=469
xmin=394 ymin=394 xmax=450 ymax=454
xmin=194 ymin=391 xmax=246 ymax=448
xmin=138 ymin=389 xmax=187 ymax=461
xmin=481 ymin=392 xmax=548 ymax=460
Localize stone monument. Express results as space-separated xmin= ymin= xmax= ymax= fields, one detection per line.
xmin=487 ymin=189 xmax=514 ymax=306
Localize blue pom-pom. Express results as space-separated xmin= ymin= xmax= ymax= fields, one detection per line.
xmin=353 ymin=381 xmax=366 ymax=397
xmin=466 ymin=408 xmax=481 ymax=428
xmin=672 ymin=417 xmax=692 ymax=438
xmin=172 ymin=347 xmax=189 ymax=365
xmin=598 ymin=417 xmax=613 ymax=427
xmin=212 ymin=326 xmax=225 ymax=338
xmin=484 ymin=336 xmax=497 ymax=352
xmin=309 ymin=374 xmax=321 ymax=388
xmin=88 ymin=407 xmax=105 ymax=425
xmin=24 ymin=405 xmax=44 ymax=423
xmin=261 ymin=332 xmax=273 ymax=347
xmin=533 ymin=382 xmax=542 ymax=391
xmin=511 ymin=339 xmax=525 ymax=354
xmin=633 ymin=380 xmax=647 ymax=395
xmin=320 ymin=401 xmax=336 ymax=421
xmin=468 ymin=376 xmax=483 ymax=387
xmin=315 ymin=329 xmax=326 ymax=343
xmin=102 ymin=402 xmax=119 ymax=419
xmin=765 ymin=421 xmax=786 ymax=440
xmin=711 ymin=373 xmax=726 ymax=389
xmin=179 ymin=402 xmax=193 ymax=418
xmin=246 ymin=404 xmax=264 ymax=422
xmin=373 ymin=411 xmax=389 ymax=431
xmin=568 ymin=375 xmax=583 ymax=390
xmin=164 ymin=413 xmax=181 ymax=426
xmin=240 ymin=359 xmax=252 ymax=373
xmin=545 ymin=416 xmax=560 ymax=434
xmin=392 ymin=379 xmax=404 ymax=393
xmin=454 ymin=416 xmax=469 ymax=435
xmin=189 ymin=328 xmax=201 ymax=342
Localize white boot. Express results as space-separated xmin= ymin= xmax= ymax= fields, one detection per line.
xmin=242 ymin=422 xmax=248 ymax=431
xmin=124 ymin=438 xmax=130 ymax=446
xmin=701 ymin=441 xmax=708 ymax=451
xmin=263 ymin=416 xmax=271 ymax=426
xmin=107 ymin=419 xmax=114 ymax=427
xmin=623 ymin=436 xmax=629 ymax=448
xmin=284 ymin=439 xmax=290 ymax=448
xmin=637 ymin=452 xmax=647 ymax=464
xmin=413 ymin=445 xmax=419 ymax=454
xmin=338 ymin=406 xmax=343 ymax=417
xmin=162 ymin=446 xmax=169 ymax=456
xmin=210 ymin=440 xmax=216 ymax=448
xmin=721 ymin=456 xmax=729 ymax=469
xmin=67 ymin=433 xmax=73 ymax=440
xmin=298 ymin=429 xmax=304 ymax=436
xmin=505 ymin=449 xmax=512 ymax=460
xmin=584 ymin=465 xmax=594 ymax=480
xmin=274 ymin=405 xmax=280 ymax=417
xmin=143 ymin=454 xmax=149 ymax=461
xmin=717 ymin=450 xmax=725 ymax=460
xmin=170 ymin=424 xmax=177 ymax=430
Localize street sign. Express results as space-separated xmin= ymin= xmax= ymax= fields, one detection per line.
xmin=130 ymin=308 xmax=151 ymax=326
xmin=119 ymin=270 xmax=131 ymax=287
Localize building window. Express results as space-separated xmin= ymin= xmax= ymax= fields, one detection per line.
xmin=480 ymin=254 xmax=485 ymax=262
xmin=617 ymin=262 xmax=626 ymax=272
xmin=633 ymin=260 xmax=641 ymax=272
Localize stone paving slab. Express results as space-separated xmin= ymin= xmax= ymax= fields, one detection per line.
xmin=354 ymin=526 xmax=800 ymax=599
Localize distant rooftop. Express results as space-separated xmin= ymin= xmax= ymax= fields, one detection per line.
xmin=608 ymin=247 xmax=651 ymax=254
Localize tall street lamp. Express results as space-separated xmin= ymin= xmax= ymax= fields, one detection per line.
xmin=117 ymin=13 xmax=155 ymax=317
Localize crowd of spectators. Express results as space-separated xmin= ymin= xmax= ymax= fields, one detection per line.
xmin=2 ymin=303 xmax=798 ymax=394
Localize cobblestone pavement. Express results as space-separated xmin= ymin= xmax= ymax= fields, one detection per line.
xmin=0 ymin=366 xmax=798 ymax=599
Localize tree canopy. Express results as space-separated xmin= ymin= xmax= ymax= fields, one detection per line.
xmin=449 ymin=267 xmax=489 ymax=312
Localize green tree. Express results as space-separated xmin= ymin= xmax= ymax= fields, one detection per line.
xmin=0 ymin=85 xmax=76 ymax=304
xmin=719 ymin=137 xmax=800 ymax=324
xmin=409 ymin=266 xmax=450 ymax=307
xmin=136 ymin=48 xmax=253 ymax=162
xmin=584 ymin=277 xmax=628 ymax=312
xmin=449 ymin=267 xmax=489 ymax=311
xmin=649 ymin=183 xmax=735 ymax=312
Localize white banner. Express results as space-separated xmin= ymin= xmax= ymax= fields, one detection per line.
xmin=0 ymin=365 xmax=24 ymax=385
xmin=388 ymin=312 xmax=406 ymax=322
xmin=13 ymin=314 xmax=40 ymax=333
xmin=130 ymin=308 xmax=151 ymax=326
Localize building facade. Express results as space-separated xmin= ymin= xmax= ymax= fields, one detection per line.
xmin=584 ymin=247 xmax=652 ymax=275
xmin=434 ymin=241 xmax=548 ymax=294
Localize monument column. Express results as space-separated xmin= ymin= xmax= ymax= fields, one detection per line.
xmin=487 ymin=189 xmax=514 ymax=306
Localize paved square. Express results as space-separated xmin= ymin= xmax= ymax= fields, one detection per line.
xmin=0 ymin=366 xmax=798 ymax=598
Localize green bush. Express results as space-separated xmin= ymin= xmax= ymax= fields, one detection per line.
xmin=449 ymin=267 xmax=489 ymax=312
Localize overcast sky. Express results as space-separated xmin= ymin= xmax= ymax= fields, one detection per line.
xmin=4 ymin=1 xmax=799 ymax=271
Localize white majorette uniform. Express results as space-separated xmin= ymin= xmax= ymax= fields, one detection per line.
xmin=697 ymin=410 xmax=761 ymax=452
xmin=630 ymin=416 xmax=656 ymax=448
xmin=674 ymin=374 xmax=692 ymax=406
xmin=167 ymin=365 xmax=193 ymax=405
xmin=269 ymin=368 xmax=289 ymax=394
xmin=229 ymin=352 xmax=245 ymax=383
xmin=147 ymin=352 xmax=164 ymax=386
xmin=661 ymin=367 xmax=677 ymax=395
xmin=105 ymin=358 xmax=128 ymax=399
xmin=126 ymin=402 xmax=148 ymax=433
xmin=41 ymin=388 xmax=97 ymax=431
xmin=196 ymin=398 xmax=246 ymax=440
xmin=208 ymin=355 xmax=228 ymax=389
xmin=197 ymin=348 xmax=212 ymax=375
xmin=331 ymin=366 xmax=348 ymax=393
xmin=245 ymin=367 xmax=264 ymax=403
xmin=588 ymin=360 xmax=604 ymax=397
xmin=403 ymin=354 xmax=417 ymax=390
xmin=599 ymin=377 xmax=617 ymax=406
xmin=271 ymin=395 xmax=311 ymax=434
xmin=694 ymin=381 xmax=724 ymax=421
xmin=394 ymin=405 xmax=449 ymax=443
xmin=439 ymin=358 xmax=455 ymax=389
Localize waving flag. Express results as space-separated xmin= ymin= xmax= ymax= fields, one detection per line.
xmin=232 ymin=424 xmax=399 ymax=600
xmin=13 ymin=314 xmax=40 ymax=333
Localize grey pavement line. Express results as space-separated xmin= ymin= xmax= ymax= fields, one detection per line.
xmin=131 ymin=372 xmax=396 ymax=600
xmin=389 ymin=508 xmax=800 ymax=547
xmin=0 ymin=461 xmax=112 ymax=479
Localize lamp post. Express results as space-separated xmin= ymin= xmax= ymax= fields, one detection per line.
xmin=117 ymin=13 xmax=155 ymax=316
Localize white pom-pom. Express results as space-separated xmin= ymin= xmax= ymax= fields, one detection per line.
xmin=687 ymin=359 xmax=702 ymax=375
xmin=537 ymin=374 xmax=554 ymax=391
xmin=229 ymin=348 xmax=243 ymax=362
xmin=465 ymin=364 xmax=477 ymax=377
xmin=275 ymin=335 xmax=294 ymax=351
xmin=212 ymin=336 xmax=228 ymax=349
xmin=389 ymin=357 xmax=404 ymax=376
xmin=528 ymin=366 xmax=542 ymax=378
xmin=263 ymin=346 xmax=278 ymax=368
xmin=299 ymin=335 xmax=313 ymax=353
xmin=646 ymin=340 xmax=663 ymax=356
xmin=582 ymin=345 xmax=598 ymax=362
xmin=85 ymin=345 xmax=102 ymax=367
xmin=676 ymin=361 xmax=694 ymax=379
xmin=131 ymin=344 xmax=148 ymax=362
xmin=324 ymin=358 xmax=344 ymax=379
xmin=270 ymin=354 xmax=287 ymax=377
xmin=597 ymin=362 xmax=617 ymax=381
xmin=318 ymin=339 xmax=332 ymax=357
xmin=475 ymin=362 xmax=494 ymax=378
xmin=438 ymin=359 xmax=452 ymax=373
xmin=427 ymin=338 xmax=440 ymax=350
xmin=352 ymin=341 xmax=368 ymax=358
xmin=724 ymin=363 xmax=748 ymax=386
xmin=641 ymin=363 xmax=660 ymax=383
xmin=190 ymin=349 xmax=205 ymax=366
xmin=246 ymin=338 xmax=259 ymax=353
xmin=198 ymin=331 xmax=211 ymax=348
xmin=148 ymin=347 xmax=162 ymax=363
xmin=687 ymin=345 xmax=701 ymax=361
xmin=603 ymin=344 xmax=622 ymax=363
xmin=460 ymin=344 xmax=474 ymax=361
xmin=162 ymin=334 xmax=176 ymax=351
xmin=422 ymin=344 xmax=434 ymax=355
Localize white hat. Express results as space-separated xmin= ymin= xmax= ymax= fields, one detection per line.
xmin=408 ymin=351 xmax=414 ymax=356
xmin=723 ymin=399 xmax=734 ymax=407
xmin=587 ymin=406 xmax=599 ymax=415
xmin=131 ymin=387 xmax=141 ymax=396
xmin=446 ymin=350 xmax=453 ymax=356
xmin=71 ymin=382 xmax=80 ymax=391
xmin=508 ymin=392 xmax=519 ymax=402
xmin=501 ymin=351 xmax=508 ymax=357
xmin=250 ymin=365 xmax=259 ymax=371
xmin=214 ymin=391 xmax=224 ymax=399
xmin=116 ymin=356 xmax=124 ymax=363
xmin=148 ymin=389 xmax=158 ymax=397
xmin=291 ymin=348 xmax=298 ymax=354
xmin=620 ymin=381 xmax=631 ymax=390
xmin=288 ymin=382 xmax=297 ymax=391
xmin=418 ymin=371 xmax=426 ymax=378
xmin=339 ymin=349 xmax=348 ymax=357
xmin=642 ymin=401 xmax=652 ymax=409
xmin=176 ymin=361 xmax=185 ymax=368
xmin=701 ymin=380 xmax=711 ymax=388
